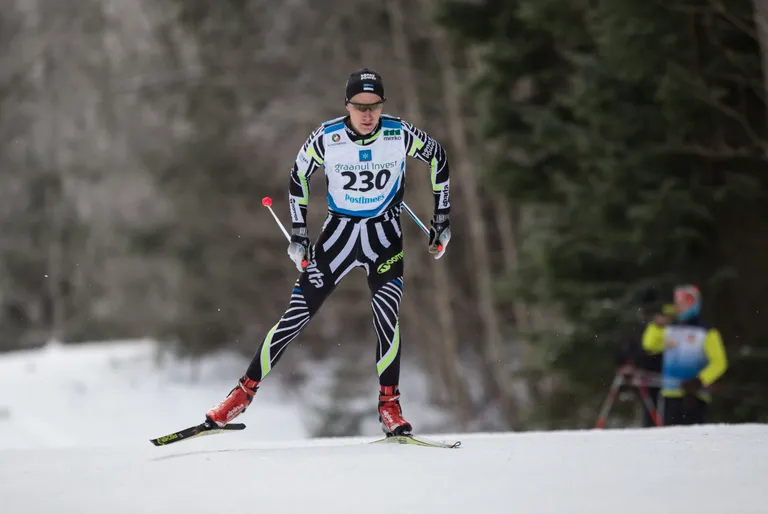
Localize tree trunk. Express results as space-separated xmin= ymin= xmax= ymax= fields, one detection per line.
xmin=418 ymin=1 xmax=519 ymax=428
xmin=756 ymin=0 xmax=768 ymax=134
xmin=494 ymin=202 xmax=529 ymax=325
xmin=38 ymin=3 xmax=66 ymax=343
xmin=386 ymin=0 xmax=472 ymax=429
xmin=493 ymin=199 xmax=543 ymax=417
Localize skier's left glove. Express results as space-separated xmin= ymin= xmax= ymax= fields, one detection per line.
xmin=681 ymin=376 xmax=702 ymax=410
xmin=681 ymin=377 xmax=702 ymax=396
xmin=428 ymin=214 xmax=451 ymax=259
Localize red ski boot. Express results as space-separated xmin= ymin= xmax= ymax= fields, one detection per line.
xmin=206 ymin=376 xmax=259 ymax=427
xmin=378 ymin=385 xmax=413 ymax=436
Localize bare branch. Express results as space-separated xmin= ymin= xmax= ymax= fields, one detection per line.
xmin=652 ymin=142 xmax=768 ymax=160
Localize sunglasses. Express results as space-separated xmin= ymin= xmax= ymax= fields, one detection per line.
xmin=348 ymin=101 xmax=385 ymax=112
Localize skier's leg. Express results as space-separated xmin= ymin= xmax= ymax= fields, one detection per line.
xmin=206 ymin=215 xmax=360 ymax=426
xmin=371 ymin=276 xmax=403 ymax=389
xmin=243 ymin=278 xmax=316 ymax=381
xmin=372 ymin=277 xmax=411 ymax=436
xmin=361 ymin=214 xmax=411 ymax=435
xmin=663 ymin=397 xmax=683 ymax=426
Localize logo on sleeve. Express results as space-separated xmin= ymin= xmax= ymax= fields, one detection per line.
xmin=359 ymin=150 xmax=372 ymax=162
xmin=422 ymin=138 xmax=436 ymax=160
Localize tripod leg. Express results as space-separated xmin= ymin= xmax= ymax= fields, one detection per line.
xmin=595 ymin=371 xmax=626 ymax=429
xmin=637 ymin=384 xmax=662 ymax=427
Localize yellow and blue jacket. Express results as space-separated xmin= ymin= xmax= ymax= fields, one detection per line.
xmin=642 ymin=318 xmax=727 ymax=402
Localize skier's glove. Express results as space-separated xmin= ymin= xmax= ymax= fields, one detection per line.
xmin=681 ymin=377 xmax=702 ymax=396
xmin=681 ymin=377 xmax=702 ymax=410
xmin=287 ymin=227 xmax=312 ymax=271
xmin=428 ymin=214 xmax=451 ymax=259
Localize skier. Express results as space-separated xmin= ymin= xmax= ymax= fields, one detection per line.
xmin=204 ymin=68 xmax=452 ymax=436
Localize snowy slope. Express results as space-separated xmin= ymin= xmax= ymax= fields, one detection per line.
xmin=1 ymin=341 xmax=767 ymax=514
xmin=1 ymin=425 xmax=767 ymax=514
xmin=0 ymin=339 xmax=308 ymax=449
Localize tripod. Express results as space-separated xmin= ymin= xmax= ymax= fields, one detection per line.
xmin=595 ymin=364 xmax=664 ymax=428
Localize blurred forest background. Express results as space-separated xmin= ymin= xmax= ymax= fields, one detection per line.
xmin=1 ymin=0 xmax=767 ymax=432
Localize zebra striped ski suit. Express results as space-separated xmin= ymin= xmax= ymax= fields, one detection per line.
xmin=245 ymin=113 xmax=450 ymax=388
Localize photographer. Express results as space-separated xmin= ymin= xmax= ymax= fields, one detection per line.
xmin=641 ymin=285 xmax=728 ymax=425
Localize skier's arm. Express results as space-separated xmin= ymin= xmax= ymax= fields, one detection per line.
xmin=642 ymin=323 xmax=666 ymax=354
xmin=289 ymin=125 xmax=325 ymax=229
xmin=401 ymin=121 xmax=450 ymax=216
xmin=699 ymin=329 xmax=728 ymax=386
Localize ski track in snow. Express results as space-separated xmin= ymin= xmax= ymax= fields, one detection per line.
xmin=1 ymin=341 xmax=767 ymax=513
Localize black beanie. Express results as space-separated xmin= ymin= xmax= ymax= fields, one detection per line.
xmin=345 ymin=68 xmax=385 ymax=103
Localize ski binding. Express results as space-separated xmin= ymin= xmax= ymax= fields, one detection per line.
xmin=371 ymin=433 xmax=461 ymax=449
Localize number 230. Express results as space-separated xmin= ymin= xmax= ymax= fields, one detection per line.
xmin=342 ymin=169 xmax=391 ymax=192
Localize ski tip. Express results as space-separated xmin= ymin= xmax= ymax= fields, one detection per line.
xmin=149 ymin=436 xmax=174 ymax=447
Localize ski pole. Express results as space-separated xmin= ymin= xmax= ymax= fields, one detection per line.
xmin=402 ymin=201 xmax=442 ymax=252
xmin=261 ymin=197 xmax=307 ymax=269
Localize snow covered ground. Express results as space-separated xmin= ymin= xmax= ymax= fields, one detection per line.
xmin=2 ymin=424 xmax=766 ymax=514
xmin=0 ymin=339 xmax=310 ymax=449
xmin=1 ymin=341 xmax=767 ymax=514
xmin=0 ymin=338 xmax=448 ymax=448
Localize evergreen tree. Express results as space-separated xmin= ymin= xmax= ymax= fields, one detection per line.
xmin=439 ymin=0 xmax=768 ymax=426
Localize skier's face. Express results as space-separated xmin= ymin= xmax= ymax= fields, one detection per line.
xmin=673 ymin=285 xmax=701 ymax=320
xmin=346 ymin=92 xmax=384 ymax=135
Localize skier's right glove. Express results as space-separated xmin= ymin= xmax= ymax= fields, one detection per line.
xmin=428 ymin=214 xmax=451 ymax=259
xmin=287 ymin=227 xmax=312 ymax=271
